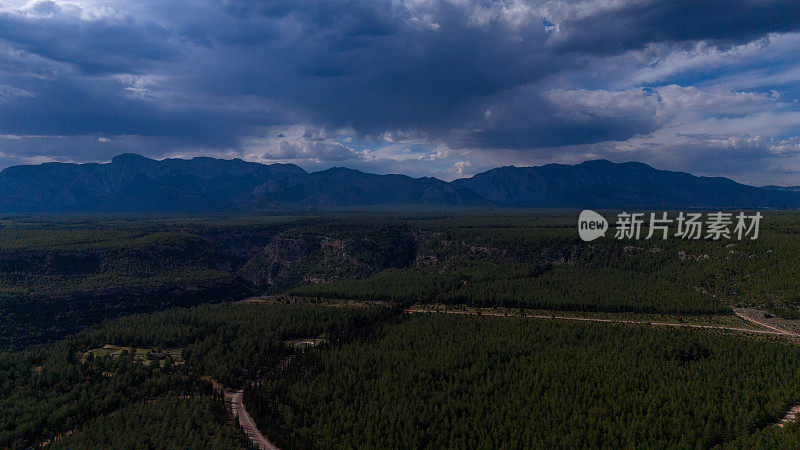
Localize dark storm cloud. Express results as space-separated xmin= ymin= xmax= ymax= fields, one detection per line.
xmin=180 ymin=0 xmax=554 ymax=133
xmin=0 ymin=6 xmax=176 ymax=75
xmin=0 ymin=73 xmax=252 ymax=146
xmin=550 ymin=0 xmax=800 ymax=54
xmin=164 ymin=0 xmax=800 ymax=146
xmin=0 ymin=0 xmax=798 ymax=171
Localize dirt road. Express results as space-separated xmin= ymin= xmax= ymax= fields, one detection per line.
xmin=231 ymin=390 xmax=278 ymax=450
xmin=210 ymin=384 xmax=278 ymax=450
xmin=405 ymin=307 xmax=796 ymax=336
xmin=210 ymin=356 xmax=298 ymax=450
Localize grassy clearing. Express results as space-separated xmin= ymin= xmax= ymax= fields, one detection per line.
xmin=284 ymin=338 xmax=327 ymax=349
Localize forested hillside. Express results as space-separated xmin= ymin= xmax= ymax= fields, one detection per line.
xmin=0 ymin=302 xmax=391 ymax=448
xmin=3 ymin=211 xmax=800 ymax=348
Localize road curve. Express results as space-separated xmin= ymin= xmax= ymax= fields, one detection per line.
xmin=733 ymin=309 xmax=798 ymax=336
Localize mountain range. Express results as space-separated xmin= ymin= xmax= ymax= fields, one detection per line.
xmin=0 ymin=153 xmax=798 ymax=212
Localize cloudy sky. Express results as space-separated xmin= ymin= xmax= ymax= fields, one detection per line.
xmin=0 ymin=0 xmax=799 ymax=184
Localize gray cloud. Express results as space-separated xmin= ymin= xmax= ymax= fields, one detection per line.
xmin=0 ymin=4 xmax=176 ymax=75
xmin=0 ymin=0 xmax=798 ymax=182
xmin=548 ymin=0 xmax=800 ymax=54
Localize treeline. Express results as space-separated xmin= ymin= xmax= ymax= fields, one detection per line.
xmin=0 ymin=231 xmax=232 ymax=297
xmin=0 ymin=279 xmax=253 ymax=349
xmin=292 ymin=263 xmax=726 ymax=314
xmin=725 ymin=417 xmax=800 ymax=448
xmin=247 ymin=314 xmax=800 ymax=448
xmin=0 ymin=214 xmax=413 ymax=347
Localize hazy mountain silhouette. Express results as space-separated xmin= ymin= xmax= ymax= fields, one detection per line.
xmin=452 ymin=160 xmax=800 ymax=209
xmin=1 ymin=154 xmax=798 ymax=212
xmin=0 ymin=154 xmax=484 ymax=212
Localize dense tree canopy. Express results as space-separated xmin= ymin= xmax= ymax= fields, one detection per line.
xmin=50 ymin=397 xmax=248 ymax=449
xmin=2 ymin=212 xmax=800 ymax=448
xmin=248 ymin=314 xmax=800 ymax=448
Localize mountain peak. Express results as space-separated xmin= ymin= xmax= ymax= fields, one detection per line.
xmin=452 ymin=159 xmax=799 ymax=209
xmin=111 ymin=153 xmax=152 ymax=164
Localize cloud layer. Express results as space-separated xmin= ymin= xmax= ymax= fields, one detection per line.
xmin=1 ymin=0 xmax=799 ymax=183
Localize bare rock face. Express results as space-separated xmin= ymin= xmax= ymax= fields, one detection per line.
xmin=239 ymin=235 xmax=375 ymax=288
xmin=240 ymin=238 xmax=311 ymax=288
xmin=240 ymin=226 xmax=417 ymax=289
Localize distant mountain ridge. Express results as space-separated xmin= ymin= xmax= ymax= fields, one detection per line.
xmin=452 ymin=160 xmax=800 ymax=209
xmin=0 ymin=154 xmax=798 ymax=212
xmin=0 ymin=153 xmax=484 ymax=212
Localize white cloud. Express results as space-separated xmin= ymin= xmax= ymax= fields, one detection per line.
xmin=453 ymin=160 xmax=471 ymax=174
